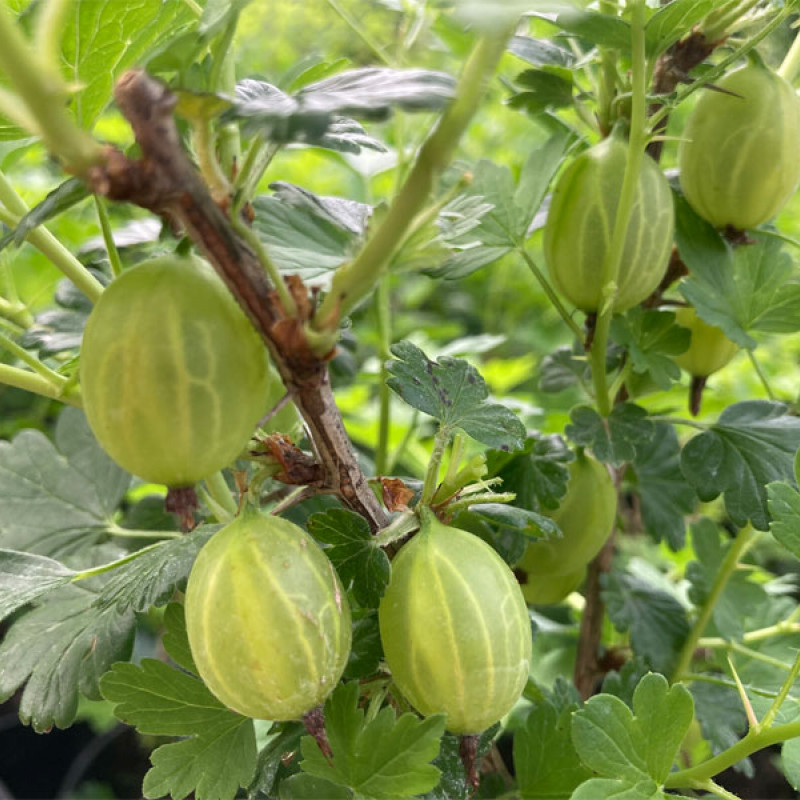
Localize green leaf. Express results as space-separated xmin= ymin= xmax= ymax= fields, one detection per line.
xmin=782 ymin=737 xmax=800 ymax=792
xmin=465 ymin=503 xmax=560 ymax=543
xmin=299 ymin=682 xmax=445 ymax=798
xmin=610 ymin=309 xmax=689 ymax=390
xmin=198 ymin=0 xmax=254 ymax=37
xmin=95 ymin=526 xmax=215 ymax=613
xmin=538 ymin=345 xmax=591 ymax=393
xmin=0 ymin=549 xmax=75 ymax=622
xmin=690 ymin=683 xmax=747 ymax=766
xmin=251 ymin=192 xmax=364 ymax=283
xmin=644 ymin=0 xmax=715 ymax=56
xmin=515 ymin=696 xmax=591 ymax=798
xmin=101 ymin=660 xmax=257 ymax=800
xmin=566 ymin=403 xmax=655 ymax=466
xmin=509 ymin=35 xmax=575 ymax=68
xmin=630 ymin=424 xmax=696 ymax=551
xmin=0 ymin=585 xmax=135 ymax=731
xmin=307 ymin=509 xmax=390 ymax=609
xmin=343 ymin=612 xmax=383 ymax=680
xmin=63 ymin=0 xmax=197 ymax=128
xmin=679 ymin=226 xmax=800 ymax=349
xmin=0 ymin=178 xmax=89 ymax=253
xmin=387 ymin=341 xmax=525 ymax=450
xmin=279 ymin=773 xmax=352 ymax=799
xmin=604 ymin=570 xmax=689 ymax=675
xmin=162 ymin=601 xmax=198 ymax=675
xmin=680 ymin=401 xmax=800 ymax=531
xmin=510 ymin=67 xmax=574 ymax=115
xmin=571 ymin=674 xmax=693 ymax=786
xmin=0 ymin=407 xmax=130 ymax=557
xmin=556 ymin=9 xmax=632 ymax=50
xmin=768 ymin=481 xmax=800 ymax=559
xmin=488 ymin=434 xmax=573 ymax=513
xmin=247 ymin=722 xmax=305 ymax=799
xmin=570 ymin=778 xmax=679 ymax=800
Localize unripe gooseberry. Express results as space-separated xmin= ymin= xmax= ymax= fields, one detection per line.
xmin=378 ymin=511 xmax=532 ymax=734
xmin=184 ymin=508 xmax=352 ymax=720
xmin=673 ymin=307 xmax=739 ymax=378
xmin=80 ymin=254 xmax=270 ymax=486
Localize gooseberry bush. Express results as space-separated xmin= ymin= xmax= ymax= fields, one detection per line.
xmin=7 ymin=1 xmax=800 ymax=799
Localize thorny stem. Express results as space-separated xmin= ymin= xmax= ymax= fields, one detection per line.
xmin=671 ymin=526 xmax=758 ymax=683
xmin=760 ymin=647 xmax=800 ymax=730
xmin=520 ymin=248 xmax=583 ymax=340
xmin=590 ymin=0 xmax=647 ymax=417
xmin=311 ymin=30 xmax=513 ymax=347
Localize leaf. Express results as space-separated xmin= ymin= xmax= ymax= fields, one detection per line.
xmin=0 ymin=178 xmax=89 ymax=252
xmin=299 ymin=682 xmax=445 ymax=798
xmin=679 ymin=220 xmax=800 ymax=349
xmin=783 ymin=738 xmax=800 ymax=792
xmin=566 ymin=403 xmax=655 ymax=466
xmin=343 ymin=613 xmax=382 ymax=680
xmin=0 ymin=408 xmax=130 ymax=557
xmin=510 ymin=67 xmax=574 ymax=115
xmin=247 ymin=722 xmax=305 ymax=799
xmin=162 ymin=601 xmax=198 ymax=675
xmin=307 ymin=509 xmax=390 ymax=609
xmin=270 ymin=182 xmax=372 ymax=236
xmin=509 ymin=35 xmax=575 ymax=68
xmin=515 ymin=696 xmax=591 ymax=798
xmin=279 ymin=773 xmax=352 ymax=799
xmin=571 ymin=674 xmax=693 ymax=785
xmin=226 ymin=67 xmax=455 ymax=143
xmin=680 ymin=401 xmax=800 ymax=531
xmin=387 ymin=341 xmax=526 ymax=450
xmin=538 ymin=345 xmax=591 ymax=393
xmin=0 ymin=549 xmax=75 ymax=622
xmin=629 ymin=424 xmax=696 ymax=551
xmin=63 ymin=0 xmax=197 ymax=128
xmin=556 ymin=9 xmax=632 ymax=50
xmin=690 ymin=682 xmax=747 ymax=766
xmin=487 ymin=433 xmax=573 ymax=513
xmin=251 ymin=193 xmax=362 ymax=283
xmin=0 ymin=585 xmax=135 ymax=731
xmin=604 ymin=570 xmax=689 ymax=675
xmin=466 ymin=503 xmax=560 ymax=542
xmin=768 ymin=481 xmax=800 ymax=559
xmin=94 ymin=526 xmax=215 ymax=613
xmin=101 ymin=660 xmax=257 ymax=800
xmin=610 ymin=309 xmax=689 ymax=390
xmin=645 ymin=0 xmax=715 ymax=56
xmin=570 ymin=778 xmax=681 ymax=800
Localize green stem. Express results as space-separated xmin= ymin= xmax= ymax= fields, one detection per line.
xmin=93 ymin=196 xmax=123 ymax=278
xmin=33 ymin=0 xmax=72 ymax=75
xmin=590 ymin=0 xmax=647 ymax=416
xmin=194 ymin=117 xmax=231 ymax=202
xmin=726 ymin=640 xmax=795 ymax=673
xmin=386 ymin=409 xmax=418 ymax=475
xmin=760 ymin=647 xmax=800 ymax=730
xmin=324 ymin=0 xmax=391 ymax=65
xmin=747 ymin=349 xmax=776 ymax=401
xmin=0 ymin=329 xmax=66 ymax=386
xmin=420 ymin=426 xmax=452 ymax=506
xmin=649 ymin=415 xmax=708 ymax=431
xmin=664 ymin=720 xmax=800 ymax=789
xmin=702 ymin=0 xmax=762 ymax=44
xmin=443 ymin=491 xmax=516 ymax=516
xmin=700 ymin=779 xmax=746 ymax=800
xmin=230 ymin=214 xmax=296 ymax=316
xmin=0 ymin=3 xmax=101 ymax=173
xmin=213 ymin=16 xmax=242 ymax=177
xmin=679 ymin=672 xmax=778 ymax=699
xmin=107 ymin=526 xmax=183 ymax=541
xmin=650 ymin=6 xmax=794 ymax=131
xmin=0 ymin=191 xmax=104 ymax=303
xmin=70 ymin=540 xmax=175 ymax=583
xmin=671 ymin=526 xmax=757 ymax=682
xmin=700 ymin=621 xmax=800 ymax=649
xmin=0 ymin=295 xmax=32 ymax=329
xmin=519 ymin=248 xmax=583 ymax=340
xmin=311 ymin=30 xmax=513 ymax=349
xmin=778 ymin=21 xmax=800 ymax=83
xmin=203 ymin=471 xmax=237 ymax=520
xmin=180 ymin=0 xmax=203 ymax=16
xmin=197 ymin=486 xmax=231 ymax=525
xmin=442 ymin=432 xmax=466 ymax=491
xmin=233 ymin=140 xmax=279 ymax=211
xmin=0 ymin=362 xmax=81 ymax=406
xmin=375 ymin=278 xmax=392 ymax=476
xmin=607 ymin=361 xmax=633 ymax=403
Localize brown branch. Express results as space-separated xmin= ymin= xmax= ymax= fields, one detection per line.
xmin=89 ymin=70 xmax=388 ymax=530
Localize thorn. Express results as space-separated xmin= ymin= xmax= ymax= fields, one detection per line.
xmin=727 ymin=655 xmax=758 ymax=730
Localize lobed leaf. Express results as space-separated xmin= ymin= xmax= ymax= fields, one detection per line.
xmin=566 ymin=403 xmax=654 ymax=466
xmin=0 ymin=549 xmax=75 ymax=623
